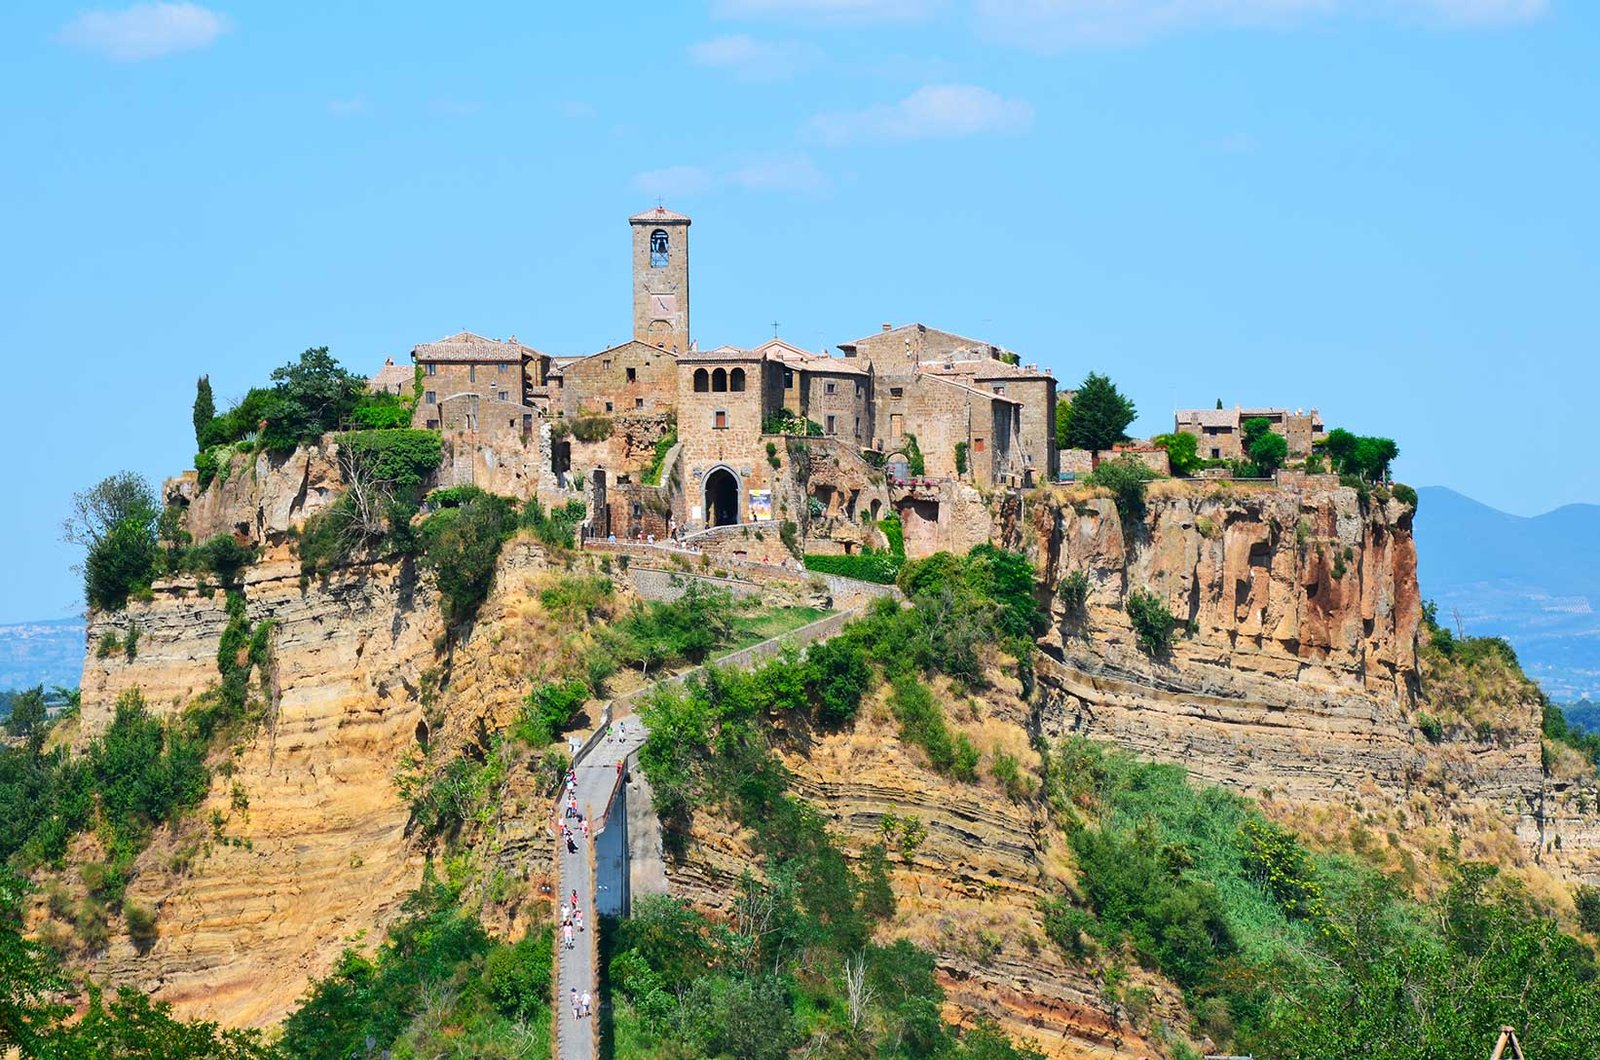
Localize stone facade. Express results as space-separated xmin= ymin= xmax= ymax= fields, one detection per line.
xmin=1175 ymin=406 xmax=1326 ymax=462
xmin=549 ymin=340 xmax=679 ymax=418
xmin=411 ymin=332 xmax=546 ymax=440
xmin=675 ymin=347 xmax=778 ymax=529
xmin=630 ymin=206 xmax=691 ymax=354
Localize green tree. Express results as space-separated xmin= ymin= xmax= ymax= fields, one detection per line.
xmin=1063 ymin=373 xmax=1136 ymax=452
xmin=1151 ymin=432 xmax=1200 ymax=476
xmin=192 ymin=376 xmax=215 ymax=449
xmin=418 ymin=487 xmax=518 ymax=625
xmin=3 ymin=687 xmax=46 ymax=742
xmin=1248 ymin=430 xmax=1289 ymax=476
xmin=1055 ymin=396 xmax=1073 ymax=450
xmin=260 ymin=347 xmax=366 ymax=452
xmin=0 ymin=868 xmax=68 ymax=1055
xmin=67 ymin=474 xmax=161 ymax=611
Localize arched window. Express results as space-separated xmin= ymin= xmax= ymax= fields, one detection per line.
xmin=650 ymin=229 xmax=669 ymax=268
xmin=693 ymin=368 xmax=709 ymax=393
xmin=712 ymin=368 xmax=728 ymax=392
xmin=730 ymin=367 xmax=746 ymax=392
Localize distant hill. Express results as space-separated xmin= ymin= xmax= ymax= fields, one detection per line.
xmin=1415 ymin=486 xmax=1600 ymax=702
xmin=0 ymin=617 xmax=85 ymax=693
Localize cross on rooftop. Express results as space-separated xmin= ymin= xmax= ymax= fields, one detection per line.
xmin=771 ymin=320 xmax=781 ymax=337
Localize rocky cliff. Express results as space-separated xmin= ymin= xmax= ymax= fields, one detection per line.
xmin=61 ymin=460 xmax=1595 ymax=1047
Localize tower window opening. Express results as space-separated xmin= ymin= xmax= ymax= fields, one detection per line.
xmin=650 ymin=229 xmax=669 ymax=268
xmin=712 ymin=368 xmax=728 ymax=392
xmin=730 ymin=367 xmax=746 ymax=392
xmin=693 ymin=368 xmax=709 ymax=393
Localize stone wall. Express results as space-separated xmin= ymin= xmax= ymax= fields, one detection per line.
xmin=554 ymin=340 xmax=678 ymax=418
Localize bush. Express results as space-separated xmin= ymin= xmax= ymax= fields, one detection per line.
xmin=483 ymin=929 xmax=554 ymax=1020
xmin=889 ymin=675 xmax=978 ymax=781
xmin=418 ymin=487 xmax=519 ymax=625
xmin=902 ymin=432 xmax=926 ymax=477
xmin=1125 ymin=588 xmax=1174 ymax=656
xmin=1057 ymin=569 xmax=1090 ymax=617
xmin=520 ymin=497 xmax=586 ymax=549
xmin=85 ymin=517 xmax=161 ymax=613
xmin=1392 ymin=483 xmax=1418 ymax=509
xmin=514 ymin=679 xmax=590 ymax=746
xmin=1576 ymin=886 xmax=1600 ymax=935
xmin=878 ymin=512 xmax=905 ymax=556
xmin=1416 ymin=710 xmax=1444 ymax=743
xmin=1087 ymin=456 xmax=1158 ymax=527
xmin=124 ymin=901 xmax=158 ymax=951
xmin=955 ymin=441 xmax=969 ymax=475
xmin=613 ymin=582 xmax=734 ymax=675
xmin=336 ymin=429 xmax=443 ymax=502
xmin=805 ymin=637 xmax=873 ymax=727
xmin=570 ymin=414 xmax=614 ymax=443
xmin=346 ymin=391 xmax=411 ymax=430
xmin=643 ymin=429 xmax=678 ymax=485
xmin=1149 ymin=432 xmax=1200 ymax=477
xmin=803 ymin=551 xmax=902 ymax=584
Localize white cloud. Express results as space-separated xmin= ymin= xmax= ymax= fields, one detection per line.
xmin=632 ymin=153 xmax=829 ymax=197
xmin=973 ymin=0 xmax=1548 ymax=49
xmin=712 ymin=0 xmax=941 ymax=23
xmin=58 ymin=2 xmax=230 ymax=61
xmin=728 ymin=153 xmax=830 ymax=192
xmin=808 ymin=84 xmax=1033 ymax=145
xmin=688 ymin=34 xmax=820 ymax=81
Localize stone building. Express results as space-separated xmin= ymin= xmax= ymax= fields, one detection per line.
xmin=676 ymin=346 xmax=779 ymax=528
xmin=547 ymin=339 xmax=678 ymax=418
xmin=368 ymin=358 xmax=412 ymax=397
xmin=762 ymin=338 xmax=874 ymax=445
xmin=411 ymin=332 xmax=549 ymax=438
xmin=630 ymin=206 xmax=691 ymax=353
xmin=1174 ymin=406 xmax=1325 ymax=461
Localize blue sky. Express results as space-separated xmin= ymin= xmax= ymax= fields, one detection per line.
xmin=1 ymin=0 xmax=1594 ymax=623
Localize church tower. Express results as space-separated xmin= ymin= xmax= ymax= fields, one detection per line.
xmin=630 ymin=206 xmax=691 ymax=353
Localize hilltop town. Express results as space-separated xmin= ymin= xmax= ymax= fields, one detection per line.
xmin=361 ymin=207 xmax=1345 ymax=565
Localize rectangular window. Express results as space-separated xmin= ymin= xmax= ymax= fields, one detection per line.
xmin=635 ymin=397 xmax=644 ymax=409
xmin=824 ymin=381 xmax=837 ymax=395
xmin=854 ymin=416 xmax=861 ymax=438
xmin=425 ymin=390 xmax=436 ymax=404
xmin=426 ymin=418 xmax=439 ymax=429
xmin=626 ymin=366 xmax=637 ymax=382
xmin=499 ymin=362 xmax=510 ymax=374
xmin=890 ymin=413 xmax=903 ymax=436
xmin=855 ymin=383 xmax=863 ymax=399
xmin=784 ymin=369 xmax=794 ymax=388
xmin=974 ymin=437 xmax=986 ymax=452
xmin=603 ymin=359 xmax=612 ymax=369
xmin=825 ymin=415 xmax=837 ymax=435
xmin=522 ymin=414 xmax=532 ymax=432
xmin=469 ymin=365 xmax=476 ymax=382
xmin=993 ymin=385 xmax=1005 ymax=395
xmin=426 ymin=363 xmax=438 ymax=376
xmin=714 ymin=410 xmax=728 ymax=430
xmin=890 ymin=387 xmax=903 ymax=398
xmin=605 ymin=401 xmax=614 ymax=413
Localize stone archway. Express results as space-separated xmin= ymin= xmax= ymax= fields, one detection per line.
xmin=704 ymin=467 xmax=740 ymax=527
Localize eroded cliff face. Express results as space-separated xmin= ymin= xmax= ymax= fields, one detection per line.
xmin=1012 ymin=479 xmax=1552 ymax=863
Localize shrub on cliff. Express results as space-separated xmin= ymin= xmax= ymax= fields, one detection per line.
xmin=1125 ymin=588 xmax=1175 ymax=655
xmin=519 ymin=497 xmax=586 ymax=549
xmin=65 ymin=472 xmax=162 ymax=612
xmin=1086 ymin=455 xmax=1157 ymax=526
xmin=418 ymin=487 xmax=518 ymax=626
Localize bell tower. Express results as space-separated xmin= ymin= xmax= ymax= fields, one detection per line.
xmin=630 ymin=206 xmax=691 ymax=353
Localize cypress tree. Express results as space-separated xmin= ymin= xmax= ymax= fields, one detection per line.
xmin=193 ymin=375 xmax=215 ymax=448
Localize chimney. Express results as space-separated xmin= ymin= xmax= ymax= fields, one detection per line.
xmin=881 ymin=322 xmax=892 ymax=332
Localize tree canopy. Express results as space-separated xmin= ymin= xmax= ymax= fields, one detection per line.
xmin=1321 ymin=428 xmax=1400 ymax=482
xmin=1062 ymin=373 xmax=1136 ymax=452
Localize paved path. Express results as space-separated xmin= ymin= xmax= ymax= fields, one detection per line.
xmin=549 ymin=605 xmax=879 ymax=1059
xmin=554 ymin=719 xmax=648 ymax=1060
